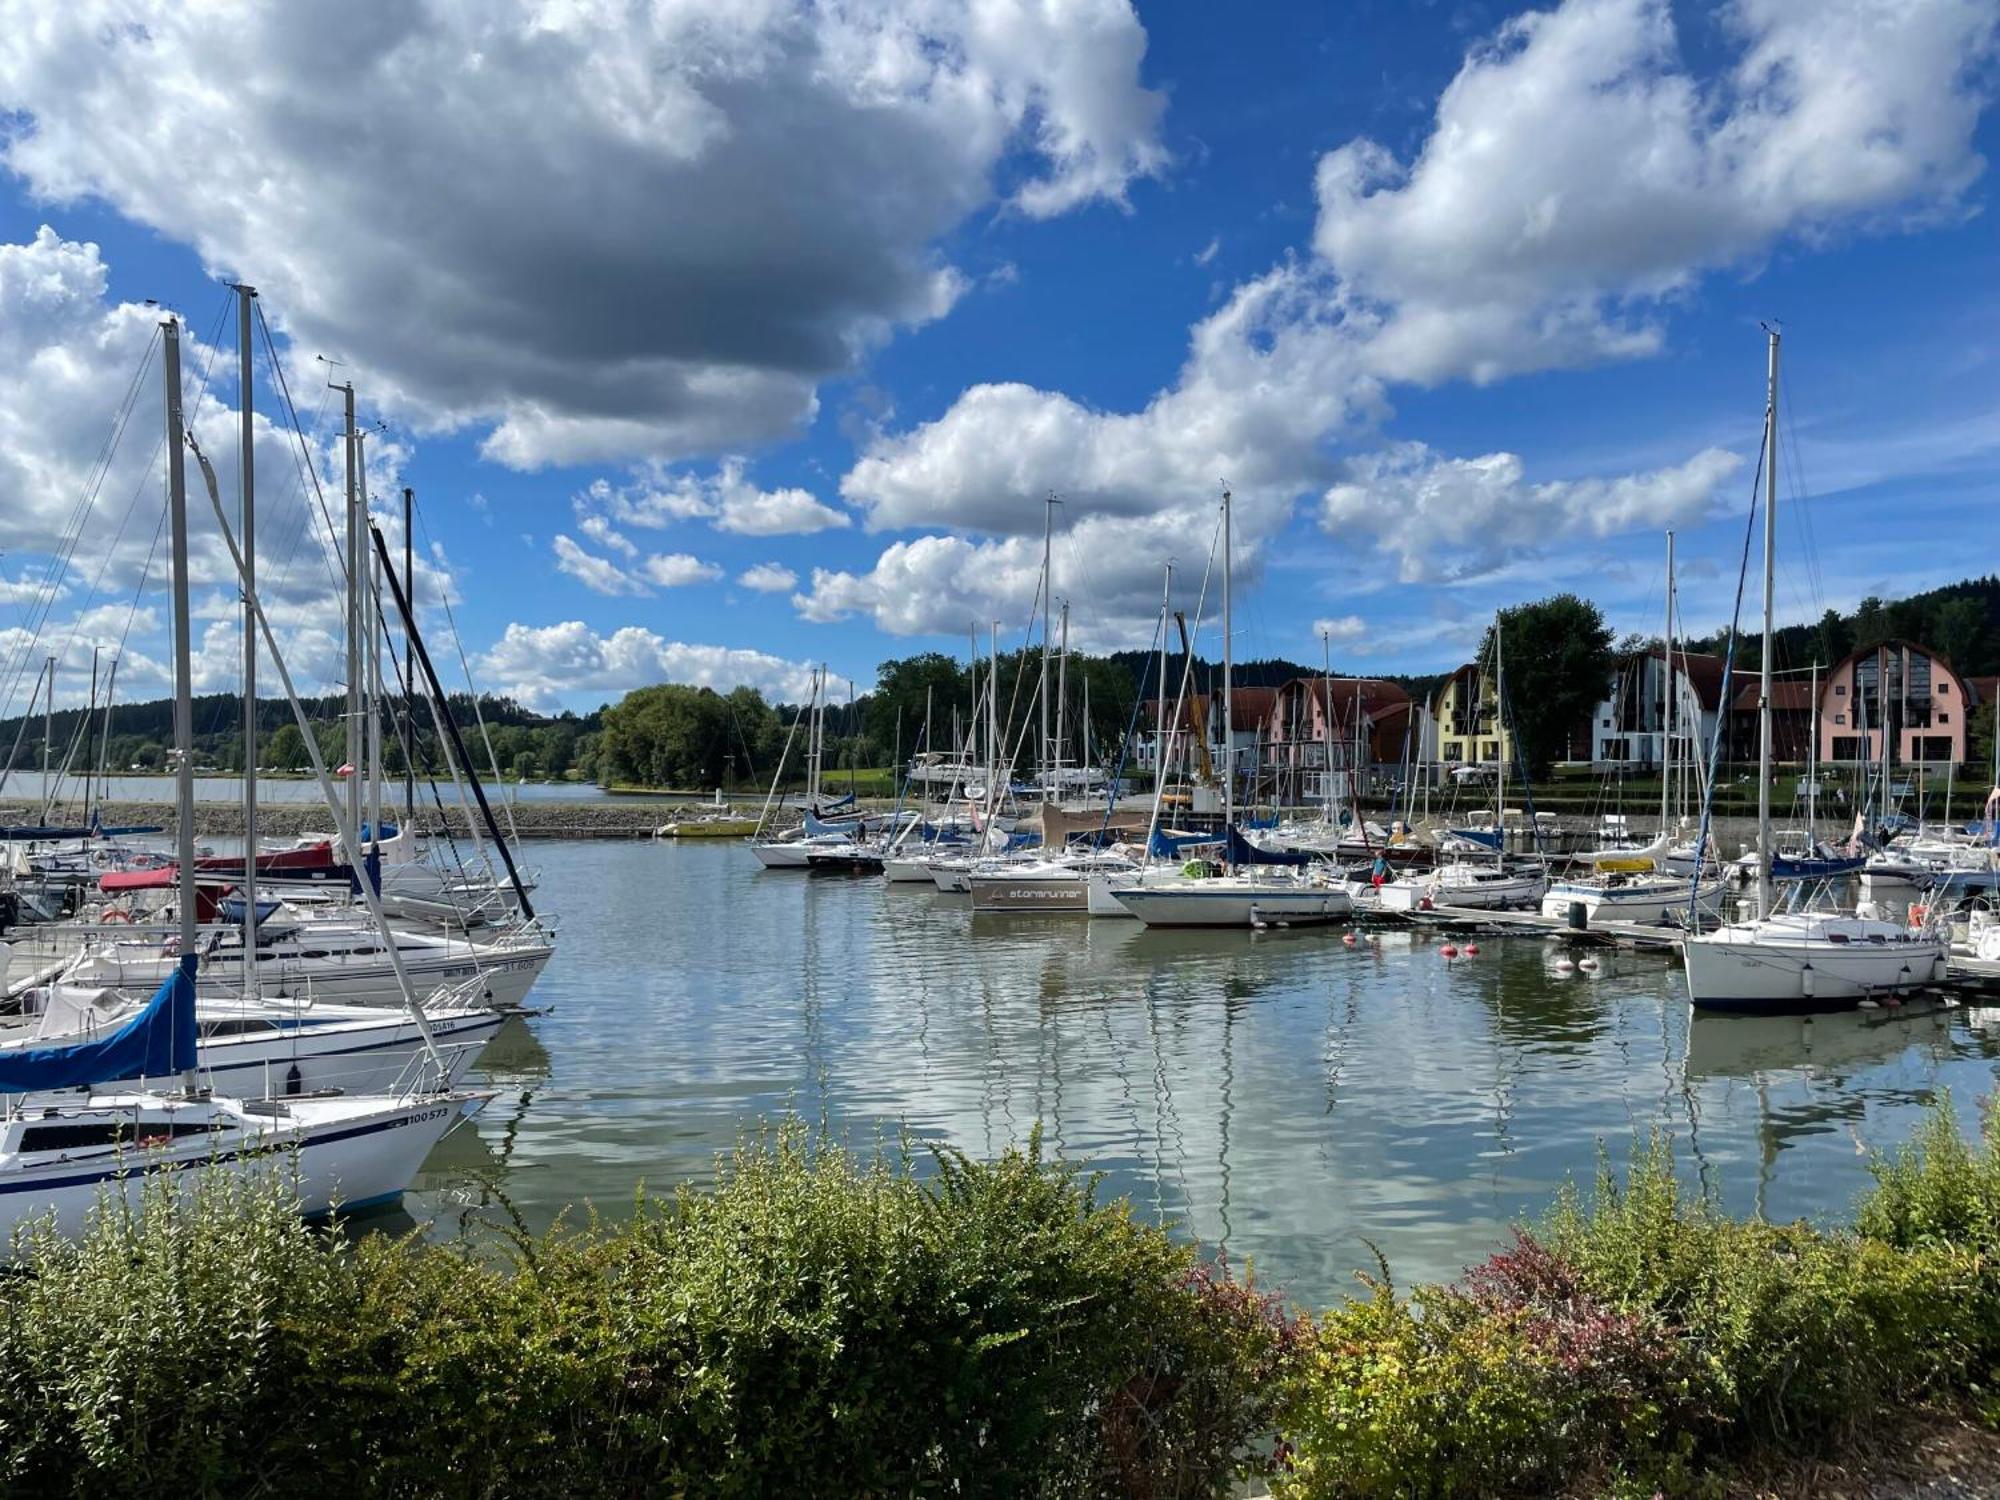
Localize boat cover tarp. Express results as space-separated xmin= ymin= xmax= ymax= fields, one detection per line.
xmin=1447 ymin=827 xmax=1503 ymax=852
xmin=1224 ymin=826 xmax=1314 ymax=866
xmin=0 ymin=954 xmax=196 ymax=1092
xmin=1149 ymin=828 xmax=1223 ymax=859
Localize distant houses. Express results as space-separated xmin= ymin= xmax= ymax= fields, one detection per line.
xmin=1126 ymin=634 xmax=1993 ymax=791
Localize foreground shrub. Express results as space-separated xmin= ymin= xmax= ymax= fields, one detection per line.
xmin=1279 ymin=1123 xmax=1992 ymax=1497
xmin=0 ymin=1127 xmax=1300 ymax=1499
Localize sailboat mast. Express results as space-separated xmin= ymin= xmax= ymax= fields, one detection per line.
xmin=1157 ymin=563 xmax=1172 ymax=786
xmin=987 ymin=622 xmax=999 ymax=821
xmin=235 ymin=282 xmax=259 ymax=1000
xmin=1808 ymin=661 xmax=1820 ymax=835
xmin=1495 ymin=618 xmax=1506 ymax=855
xmin=1039 ymin=495 xmax=1055 ymax=791
xmin=1055 ymin=600 xmax=1069 ymax=792
xmin=1321 ymin=629 xmax=1334 ymax=824
xmin=162 ymin=316 xmax=199 ymax=1091
xmin=1662 ymin=531 xmax=1675 ymax=833
xmin=1221 ymin=486 xmax=1234 ymax=843
xmin=1756 ymin=327 xmax=1780 ymax=920
xmin=338 ymin=381 xmax=361 ymax=843
xmin=403 ymin=487 xmax=416 ymax=826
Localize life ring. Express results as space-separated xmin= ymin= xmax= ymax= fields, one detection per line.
xmin=101 ymin=908 xmax=133 ymax=924
xmin=1908 ymin=904 xmax=1929 ymax=928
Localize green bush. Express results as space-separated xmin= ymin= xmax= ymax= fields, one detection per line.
xmin=0 ymin=1128 xmax=1299 ymax=1499
xmin=1278 ymin=1124 xmax=1993 ymax=1498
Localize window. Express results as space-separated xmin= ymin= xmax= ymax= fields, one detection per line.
xmin=1835 ymin=713 xmax=1846 ymax=726
xmin=1835 ymin=684 xmax=1847 ymax=696
xmin=1940 ymin=681 xmax=1951 ymax=695
xmin=1940 ymin=712 xmax=1950 ymax=724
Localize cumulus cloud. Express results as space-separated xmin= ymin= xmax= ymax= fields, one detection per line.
xmin=831 ymin=0 xmax=1995 ymax=623
xmin=640 ymin=552 xmax=724 ymax=588
xmin=1311 ymin=615 xmax=1369 ymax=644
xmin=478 ymin=621 xmax=819 ymax=710
xmin=738 ymin=562 xmax=799 ymax=593
xmin=1321 ymin=443 xmax=1744 ymax=583
xmin=551 ymin=535 xmax=649 ymax=598
xmin=1315 ymin=0 xmax=2000 ymax=383
xmin=0 ymin=0 xmax=1166 ymax=469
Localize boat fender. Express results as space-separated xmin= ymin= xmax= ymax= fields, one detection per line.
xmin=1578 ymin=956 xmax=1601 ymax=974
xmin=1800 ymin=963 xmax=1814 ymax=1000
xmin=1859 ymin=998 xmax=1880 ymax=1010
xmin=1553 ymin=956 xmax=1576 ymax=975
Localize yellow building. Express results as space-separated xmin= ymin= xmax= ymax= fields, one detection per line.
xmin=1432 ymin=663 xmax=1511 ymax=770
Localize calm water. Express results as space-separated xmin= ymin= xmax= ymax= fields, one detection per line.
xmin=405 ymin=840 xmax=2000 ymax=1307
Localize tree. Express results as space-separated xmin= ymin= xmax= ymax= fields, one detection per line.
xmin=1813 ymin=608 xmax=1853 ymax=669
xmin=266 ymin=723 xmax=307 ymax=770
xmin=1930 ymin=595 xmax=1983 ymax=671
xmin=1851 ymin=595 xmax=1892 ymax=651
xmin=1480 ymin=593 xmax=1615 ymax=779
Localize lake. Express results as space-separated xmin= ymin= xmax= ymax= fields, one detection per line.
xmin=405 ymin=839 xmax=2000 ymax=1308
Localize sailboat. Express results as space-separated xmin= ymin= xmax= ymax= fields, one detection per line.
xmin=1108 ymin=489 xmax=1353 ymax=929
xmin=1682 ymin=330 xmax=1948 ymax=1015
xmin=1377 ymin=619 xmax=1547 ymax=912
xmin=1542 ymin=533 xmax=1726 ymax=926
xmin=0 ymin=314 xmax=483 ymax=1244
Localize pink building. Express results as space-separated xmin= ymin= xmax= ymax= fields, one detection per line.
xmin=1818 ymin=639 xmax=1969 ymax=768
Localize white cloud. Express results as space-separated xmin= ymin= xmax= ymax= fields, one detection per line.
xmin=1310 ymin=615 xmax=1369 ymax=644
xmin=829 ymin=0 xmax=1993 ymax=636
xmin=0 ymin=0 xmax=1166 ymax=469
xmin=1314 ymin=0 xmax=2000 ymax=384
xmin=576 ymin=513 xmax=637 ymax=557
xmin=1320 ymin=443 xmax=1744 ymax=583
xmin=640 ymin=552 xmax=724 ymax=588
xmin=712 ymin=481 xmax=849 ymax=537
xmin=551 ymin=535 xmax=649 ymax=597
xmin=1195 ymin=236 xmax=1221 ymax=267
xmin=738 ymin=562 xmax=799 ymax=593
xmin=478 ymin=620 xmax=818 ymax=710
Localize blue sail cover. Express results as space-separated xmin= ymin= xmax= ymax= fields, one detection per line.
xmin=1771 ymin=850 xmax=1867 ymax=880
xmin=1447 ymin=827 xmax=1503 ymax=851
xmin=0 ymin=954 xmax=198 ymax=1092
xmin=1149 ymin=828 xmax=1223 ymax=859
xmin=1224 ymin=826 xmax=1314 ymax=866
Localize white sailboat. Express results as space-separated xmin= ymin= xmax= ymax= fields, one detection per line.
xmin=1683 ymin=329 xmax=1947 ymax=1014
xmin=1109 ymin=489 xmax=1353 ymax=929
xmin=0 ymin=315 xmax=483 ymax=1244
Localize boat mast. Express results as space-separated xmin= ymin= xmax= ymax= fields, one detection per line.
xmin=1221 ymin=485 xmax=1234 ymax=850
xmin=162 ymin=315 xmax=200 ymax=1092
xmin=1157 ymin=562 xmax=1172 ymax=787
xmin=987 ymin=622 xmax=1000 ymax=824
xmin=403 ymin=487 xmax=416 ymax=826
xmin=1662 ymin=531 xmax=1675 ymax=836
xmin=1756 ymin=326 xmax=1780 ymax=921
xmin=235 ymin=282 xmax=259 ymax=1001
xmin=1039 ymin=494 xmax=1057 ymax=794
xmin=1494 ymin=617 xmax=1506 ymax=855
xmin=1055 ymin=600 xmax=1069 ymax=794
xmin=1807 ymin=661 xmax=1819 ymax=836
xmin=337 ymin=380 xmax=361 ymax=844
xmin=1321 ymin=628 xmax=1334 ymax=825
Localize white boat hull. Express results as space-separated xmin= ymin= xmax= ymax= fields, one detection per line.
xmin=1540 ymin=879 xmax=1725 ymax=927
xmin=1378 ymin=870 xmax=1548 ymax=912
xmin=0 ymin=1092 xmax=484 ymax=1243
xmin=968 ymin=873 xmax=1088 ymax=914
xmin=1682 ymin=922 xmax=1948 ymax=1014
xmin=1085 ymin=871 xmax=1138 ymax=917
xmin=1110 ymin=882 xmax=1353 ymax=928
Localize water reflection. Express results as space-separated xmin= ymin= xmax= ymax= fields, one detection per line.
xmin=399 ymin=841 xmax=2000 ymax=1304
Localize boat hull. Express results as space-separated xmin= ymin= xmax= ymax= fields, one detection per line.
xmin=1110 ymin=883 xmax=1353 ymax=928
xmin=1540 ymin=879 xmax=1724 ymax=927
xmin=968 ymin=874 xmax=1087 ymax=914
xmin=1681 ymin=932 xmax=1949 ymax=1014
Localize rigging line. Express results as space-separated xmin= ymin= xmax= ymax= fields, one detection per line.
xmin=257 ymin=302 xmax=347 ymax=594
xmin=412 ymin=501 xmax=520 ymax=840
xmin=0 ymin=326 xmax=161 ymax=724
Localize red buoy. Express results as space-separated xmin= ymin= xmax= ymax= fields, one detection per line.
xmin=1465 ymin=942 xmax=1481 ymax=956
xmin=1341 ymin=931 xmax=1358 ymax=947
xmin=1440 ymin=942 xmax=1459 ymax=959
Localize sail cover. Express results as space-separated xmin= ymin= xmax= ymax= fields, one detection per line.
xmin=0 ymin=954 xmax=198 ymax=1092
xmin=1225 ymin=826 xmax=1315 ymax=867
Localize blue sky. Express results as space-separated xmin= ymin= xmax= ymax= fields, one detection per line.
xmin=0 ymin=0 xmax=1995 ymax=715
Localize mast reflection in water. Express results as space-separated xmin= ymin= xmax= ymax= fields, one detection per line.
xmin=400 ymin=841 xmax=2000 ymax=1305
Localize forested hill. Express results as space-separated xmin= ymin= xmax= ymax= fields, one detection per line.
xmin=1103 ymin=650 xmax=1447 ymax=706
xmin=1682 ymin=575 xmax=2000 ymax=678
xmin=0 ymin=691 xmax=599 ymax=780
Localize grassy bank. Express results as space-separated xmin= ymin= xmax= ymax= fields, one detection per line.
xmin=8 ymin=1107 xmax=2000 ymax=1497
